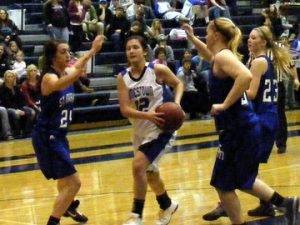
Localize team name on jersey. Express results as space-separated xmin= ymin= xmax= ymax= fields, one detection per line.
xmin=59 ymin=93 xmax=74 ymax=108
xmin=129 ymin=86 xmax=154 ymax=100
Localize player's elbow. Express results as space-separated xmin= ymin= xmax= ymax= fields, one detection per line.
xmin=120 ymin=106 xmax=130 ymax=118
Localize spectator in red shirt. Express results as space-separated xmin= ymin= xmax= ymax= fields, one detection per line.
xmin=21 ymin=64 xmax=41 ymax=114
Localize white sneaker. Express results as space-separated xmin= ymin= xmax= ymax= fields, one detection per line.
xmin=156 ymin=201 xmax=178 ymax=225
xmin=123 ymin=213 xmax=142 ymax=225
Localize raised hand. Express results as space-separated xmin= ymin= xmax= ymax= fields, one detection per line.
xmin=91 ymin=35 xmax=105 ymax=53
xmin=181 ymin=23 xmax=194 ymax=37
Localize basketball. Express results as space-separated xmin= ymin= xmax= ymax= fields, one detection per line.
xmin=155 ymin=102 xmax=185 ymax=132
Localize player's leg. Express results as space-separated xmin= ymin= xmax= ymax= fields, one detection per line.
xmin=147 ymin=171 xmax=178 ymax=225
xmin=123 ymin=151 xmax=149 ymax=225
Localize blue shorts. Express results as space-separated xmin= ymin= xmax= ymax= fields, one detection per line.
xmin=258 ymin=113 xmax=278 ymax=163
xmin=32 ymin=130 xmax=76 ymax=180
xmin=210 ymin=124 xmax=261 ymax=191
xmin=139 ymin=132 xmax=173 ymax=163
xmin=188 ymin=0 xmax=207 ymax=6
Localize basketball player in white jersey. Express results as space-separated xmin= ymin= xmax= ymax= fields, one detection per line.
xmin=117 ymin=35 xmax=184 ymax=225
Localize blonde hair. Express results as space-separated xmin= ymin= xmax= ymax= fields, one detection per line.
xmin=16 ymin=50 xmax=24 ymax=58
xmin=212 ymin=17 xmax=243 ymax=60
xmin=254 ymin=25 xmax=292 ymax=75
xmin=4 ymin=70 xmax=17 ymax=85
xmin=26 ymin=64 xmax=38 ymax=80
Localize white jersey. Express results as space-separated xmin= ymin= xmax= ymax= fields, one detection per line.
xmin=121 ymin=62 xmax=165 ymax=141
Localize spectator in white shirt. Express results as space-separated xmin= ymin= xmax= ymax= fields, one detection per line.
xmin=12 ymin=50 xmax=26 ymax=83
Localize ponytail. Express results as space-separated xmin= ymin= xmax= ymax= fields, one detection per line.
xmin=213 ymin=18 xmax=243 ymax=60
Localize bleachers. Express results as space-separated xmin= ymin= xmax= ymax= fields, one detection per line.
xmin=11 ymin=0 xmax=266 ymax=130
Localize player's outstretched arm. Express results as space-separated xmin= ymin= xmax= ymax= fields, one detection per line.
xmin=181 ymin=23 xmax=213 ymax=62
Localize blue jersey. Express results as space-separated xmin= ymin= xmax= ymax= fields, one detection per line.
xmin=249 ymin=55 xmax=279 ymax=162
xmin=251 ymin=55 xmax=278 ymax=115
xmin=34 ymin=68 xmax=74 ymax=135
xmin=209 ymin=67 xmax=262 ymax=191
xmin=209 ymin=72 xmax=258 ymax=131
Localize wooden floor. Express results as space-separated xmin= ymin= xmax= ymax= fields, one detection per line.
xmin=0 ymin=110 xmax=300 ymax=225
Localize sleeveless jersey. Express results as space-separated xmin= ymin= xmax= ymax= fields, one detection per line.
xmin=34 ymin=68 xmax=74 ymax=135
xmin=209 ymin=70 xmax=258 ymax=131
xmin=250 ymin=55 xmax=278 ymax=115
xmin=121 ymin=63 xmax=169 ymax=138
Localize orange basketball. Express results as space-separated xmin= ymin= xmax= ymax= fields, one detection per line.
xmin=155 ymin=102 xmax=185 ymax=132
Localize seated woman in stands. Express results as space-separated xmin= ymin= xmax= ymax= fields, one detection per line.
xmin=0 ymin=100 xmax=14 ymax=141
xmin=149 ymin=19 xmax=165 ymax=47
xmin=0 ymin=70 xmax=35 ymax=137
xmin=0 ymin=43 xmax=11 ymax=81
xmin=21 ymin=64 xmax=41 ymax=115
xmin=7 ymin=40 xmax=20 ymax=64
xmin=0 ymin=9 xmax=22 ymax=49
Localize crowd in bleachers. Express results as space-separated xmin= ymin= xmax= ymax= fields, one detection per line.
xmin=0 ymin=0 xmax=299 ymax=141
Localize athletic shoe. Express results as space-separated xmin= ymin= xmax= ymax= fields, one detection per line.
xmin=277 ymin=146 xmax=287 ymax=154
xmin=63 ymin=200 xmax=88 ymax=223
xmin=123 ymin=213 xmax=142 ymax=225
xmin=202 ymin=202 xmax=228 ymax=221
xmin=156 ymin=200 xmax=178 ymax=225
xmin=248 ymin=202 xmax=275 ymax=217
xmin=279 ymin=197 xmax=299 ymax=225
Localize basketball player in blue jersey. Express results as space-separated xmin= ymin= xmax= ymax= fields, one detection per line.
xmin=202 ymin=25 xmax=298 ymax=221
xmin=182 ymin=18 xmax=299 ymax=225
xmin=32 ymin=35 xmax=105 ymax=225
xmin=117 ymin=35 xmax=184 ymax=225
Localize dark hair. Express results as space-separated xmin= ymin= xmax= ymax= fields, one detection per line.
xmin=41 ymin=39 xmax=66 ymax=75
xmin=154 ymin=46 xmax=166 ymax=58
xmin=182 ymin=58 xmax=192 ymax=65
xmin=125 ymin=35 xmax=148 ymax=51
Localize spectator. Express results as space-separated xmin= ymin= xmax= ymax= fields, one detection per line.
xmin=181 ymin=0 xmax=209 ymax=25
xmin=0 ymin=9 xmax=22 ymax=49
xmin=0 ymin=70 xmax=35 ymax=137
xmin=153 ymin=46 xmax=167 ymax=65
xmin=109 ymin=0 xmax=134 ymax=13
xmin=68 ymin=0 xmax=86 ymax=51
xmin=153 ymin=34 xmax=174 ymax=62
xmin=208 ymin=0 xmax=231 ymax=20
xmin=12 ymin=50 xmax=26 ymax=83
xmin=96 ymin=0 xmax=113 ymax=35
xmin=43 ymin=0 xmax=70 ymax=43
xmin=21 ymin=64 xmax=41 ymax=114
xmin=126 ymin=0 xmax=156 ymax=22
xmin=106 ymin=6 xmax=130 ymax=51
xmin=108 ymin=0 xmax=119 ymax=14
xmin=0 ymin=98 xmax=13 ymax=141
xmin=82 ymin=0 xmax=104 ymax=40
xmin=7 ymin=40 xmax=20 ymax=64
xmin=177 ymin=58 xmax=211 ymax=118
xmin=148 ymin=19 xmax=165 ymax=46
xmin=154 ymin=0 xmax=190 ymax=23
xmin=192 ymin=52 xmax=211 ymax=85
xmin=0 ymin=43 xmax=11 ymax=81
